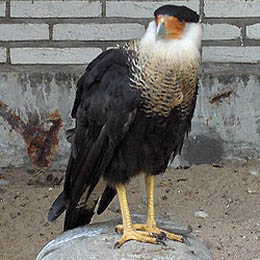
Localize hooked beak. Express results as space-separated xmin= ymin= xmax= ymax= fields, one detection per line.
xmin=156 ymin=22 xmax=166 ymax=39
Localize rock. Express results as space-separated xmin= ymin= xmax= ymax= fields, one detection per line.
xmin=36 ymin=215 xmax=213 ymax=260
xmin=194 ymin=210 xmax=209 ymax=219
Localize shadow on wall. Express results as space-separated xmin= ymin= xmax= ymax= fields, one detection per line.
xmin=182 ymin=134 xmax=224 ymax=165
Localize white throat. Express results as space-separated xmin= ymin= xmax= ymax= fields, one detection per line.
xmin=140 ymin=20 xmax=202 ymax=62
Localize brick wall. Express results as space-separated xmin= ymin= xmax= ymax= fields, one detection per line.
xmin=0 ymin=0 xmax=259 ymax=65
xmin=202 ymin=0 xmax=260 ymax=63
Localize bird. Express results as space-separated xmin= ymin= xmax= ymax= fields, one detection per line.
xmin=48 ymin=4 xmax=202 ymax=248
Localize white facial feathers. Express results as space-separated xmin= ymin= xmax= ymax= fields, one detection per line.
xmin=140 ymin=20 xmax=202 ymax=63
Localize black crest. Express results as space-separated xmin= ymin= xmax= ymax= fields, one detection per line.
xmin=154 ymin=5 xmax=199 ymax=23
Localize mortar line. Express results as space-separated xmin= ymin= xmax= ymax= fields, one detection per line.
xmin=6 ymin=47 xmax=11 ymax=65
xmin=199 ymin=0 xmax=205 ymax=23
xmin=101 ymin=0 xmax=106 ymax=18
xmin=6 ymin=0 xmax=10 ymax=18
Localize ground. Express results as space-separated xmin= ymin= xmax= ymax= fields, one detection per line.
xmin=0 ymin=159 xmax=260 ymax=260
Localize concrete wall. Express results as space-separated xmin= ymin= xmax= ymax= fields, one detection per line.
xmin=0 ymin=0 xmax=260 ymax=169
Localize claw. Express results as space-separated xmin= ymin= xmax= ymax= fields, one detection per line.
xmin=113 ymin=241 xmax=121 ymax=249
xmin=182 ymin=236 xmax=191 ymax=246
xmin=156 ymin=237 xmax=167 ymax=246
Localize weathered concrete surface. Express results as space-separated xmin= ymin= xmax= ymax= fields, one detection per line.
xmin=188 ymin=64 xmax=260 ymax=163
xmin=0 ymin=68 xmax=79 ymax=169
xmin=36 ymin=215 xmax=213 ymax=260
xmin=0 ymin=64 xmax=260 ymax=169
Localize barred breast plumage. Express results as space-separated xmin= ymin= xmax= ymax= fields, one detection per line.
xmin=123 ymin=38 xmax=200 ymax=117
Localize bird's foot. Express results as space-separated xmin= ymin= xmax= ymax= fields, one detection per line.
xmin=114 ymin=228 xmax=166 ymax=248
xmin=115 ymin=223 xmax=185 ymax=244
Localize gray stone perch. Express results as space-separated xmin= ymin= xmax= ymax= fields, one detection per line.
xmin=37 ymin=215 xmax=212 ymax=260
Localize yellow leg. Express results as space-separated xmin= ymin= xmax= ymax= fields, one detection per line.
xmin=116 ymin=175 xmax=184 ymax=243
xmin=114 ymin=182 xmax=161 ymax=248
xmin=145 ymin=174 xmax=156 ymax=227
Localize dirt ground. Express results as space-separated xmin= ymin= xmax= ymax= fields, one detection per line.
xmin=0 ymin=159 xmax=260 ymax=260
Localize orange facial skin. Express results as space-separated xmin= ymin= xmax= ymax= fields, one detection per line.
xmin=156 ymin=15 xmax=186 ymax=39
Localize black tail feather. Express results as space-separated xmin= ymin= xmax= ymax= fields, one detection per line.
xmin=97 ymin=186 xmax=116 ymax=215
xmin=64 ymin=207 xmax=95 ymax=231
xmin=48 ymin=192 xmax=66 ymax=222
xmin=63 ymin=178 xmax=107 ymax=231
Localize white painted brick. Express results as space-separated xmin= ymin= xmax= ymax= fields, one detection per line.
xmin=204 ymin=0 xmax=260 ymax=17
xmin=0 ymin=48 xmax=6 ymax=63
xmin=11 ymin=1 xmax=101 ymax=18
xmin=54 ymin=23 xmax=145 ymax=41
xmin=107 ymin=1 xmax=199 ymax=18
xmin=0 ymin=2 xmax=5 ymax=17
xmin=203 ymin=24 xmax=241 ymax=40
xmin=202 ymin=47 xmax=260 ymax=63
xmin=10 ymin=48 xmax=102 ymax=64
xmin=0 ymin=24 xmax=49 ymax=41
xmin=247 ymin=24 xmax=260 ymax=40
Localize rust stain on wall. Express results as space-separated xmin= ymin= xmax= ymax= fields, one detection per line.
xmin=208 ymin=90 xmax=233 ymax=105
xmin=0 ymin=101 xmax=63 ymax=169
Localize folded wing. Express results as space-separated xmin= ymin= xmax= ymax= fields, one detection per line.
xmin=48 ymin=48 xmax=140 ymax=230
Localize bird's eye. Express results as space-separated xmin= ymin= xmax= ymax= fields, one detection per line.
xmin=178 ymin=19 xmax=185 ymax=26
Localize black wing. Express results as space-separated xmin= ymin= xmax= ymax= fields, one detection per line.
xmin=48 ymin=48 xmax=140 ymax=230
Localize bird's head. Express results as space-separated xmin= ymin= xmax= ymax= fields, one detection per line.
xmin=154 ymin=5 xmax=200 ymax=40
xmin=140 ymin=5 xmax=201 ymax=60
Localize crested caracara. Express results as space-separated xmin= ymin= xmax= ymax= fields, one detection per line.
xmin=48 ymin=4 xmax=202 ymax=248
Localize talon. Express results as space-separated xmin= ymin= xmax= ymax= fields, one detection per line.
xmin=156 ymin=238 xmax=167 ymax=246
xmin=113 ymin=241 xmax=121 ymax=249
xmin=182 ymin=236 xmax=191 ymax=246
